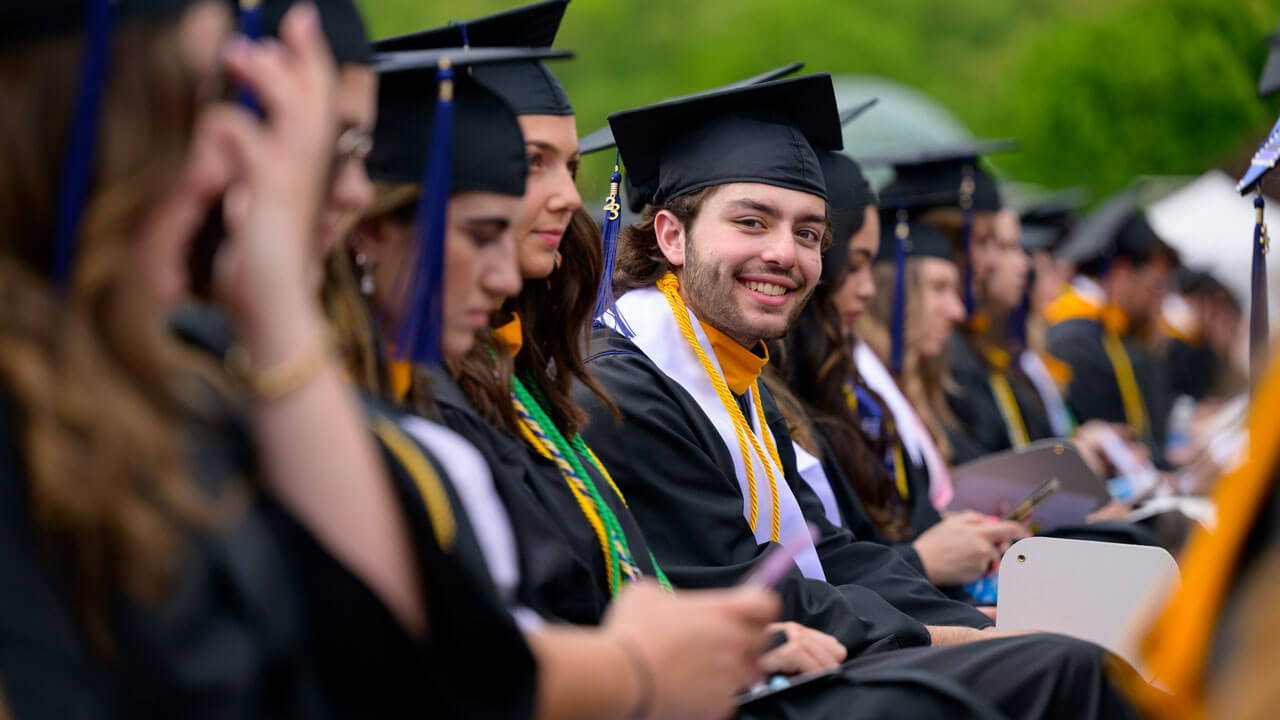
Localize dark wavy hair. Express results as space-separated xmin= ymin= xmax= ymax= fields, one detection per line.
xmin=454 ymin=206 xmax=616 ymax=438
xmin=769 ymin=290 xmax=913 ymax=540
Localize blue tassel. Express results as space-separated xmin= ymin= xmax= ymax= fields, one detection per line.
xmin=593 ymin=154 xmax=632 ymax=337
xmin=1251 ymin=190 xmax=1270 ymax=392
xmin=959 ymin=164 xmax=976 ymax=319
xmin=396 ymin=59 xmax=455 ymax=365
xmin=52 ymin=0 xmax=115 ymax=288
xmin=236 ymin=0 xmax=263 ymax=115
xmin=890 ymin=210 xmax=908 ymax=376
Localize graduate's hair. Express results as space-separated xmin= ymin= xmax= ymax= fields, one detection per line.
xmin=453 ymin=206 xmax=616 ymax=438
xmin=0 ymin=13 xmax=217 ymax=652
xmin=326 ymin=182 xmax=448 ymax=418
xmin=859 ymin=260 xmax=959 ymax=463
xmin=613 ymin=187 xmax=721 ymax=292
xmin=767 ymin=261 xmax=912 ymax=540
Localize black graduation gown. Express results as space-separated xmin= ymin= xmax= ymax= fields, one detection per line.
xmin=946 ymin=332 xmax=1055 ymax=464
xmin=135 ymin=304 xmax=536 ymax=720
xmin=423 ymin=367 xmax=659 ymax=625
xmin=0 ymin=385 xmax=417 ymax=718
xmin=1167 ymin=336 xmax=1216 ymax=402
xmin=579 ymin=328 xmax=1143 ymax=720
xmin=579 ymin=328 xmax=993 ymax=650
xmin=423 ymin=372 xmax=1037 ymax=720
xmin=1047 ymin=317 xmax=1171 ymax=466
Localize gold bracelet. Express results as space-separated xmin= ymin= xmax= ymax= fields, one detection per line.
xmin=225 ymin=330 xmax=334 ymax=402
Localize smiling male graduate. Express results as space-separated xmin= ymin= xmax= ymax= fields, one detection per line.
xmin=575 ymin=73 xmax=1142 ymax=720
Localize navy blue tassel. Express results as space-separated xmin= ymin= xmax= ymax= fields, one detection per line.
xmin=593 ymin=154 xmax=632 ymax=337
xmin=1007 ymin=290 xmax=1030 ymax=348
xmin=959 ymin=164 xmax=976 ymax=319
xmin=52 ymin=0 xmax=115 ymax=288
xmin=1251 ymin=190 xmax=1270 ymax=392
xmin=236 ymin=0 xmax=263 ymax=115
xmin=396 ymin=59 xmax=455 ymax=365
xmin=890 ymin=210 xmax=908 ymax=376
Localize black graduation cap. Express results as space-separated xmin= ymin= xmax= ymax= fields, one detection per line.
xmin=1054 ymin=186 xmax=1167 ymax=268
xmin=608 ymin=74 xmax=842 ymax=208
xmin=873 ymin=210 xmax=954 ymax=264
xmin=372 ymin=0 xmax=573 ymax=116
xmin=578 ymin=61 xmax=807 ymax=157
xmin=0 ymin=0 xmax=198 ymax=47
xmin=867 ymin=140 xmax=1016 ymax=317
xmin=817 ymin=98 xmax=881 ymax=286
xmin=366 ymin=48 xmax=568 ymax=194
xmin=1018 ymin=188 xmax=1087 ymax=253
xmin=6 ymin=0 xmax=206 ymax=285
xmin=873 ymin=209 xmax=954 ymax=375
xmin=367 ymin=46 xmax=568 ymax=365
xmin=870 ymin=140 xmax=1017 ymax=213
xmin=263 ymin=0 xmax=371 ymax=65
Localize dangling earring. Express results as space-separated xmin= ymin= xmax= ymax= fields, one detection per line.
xmin=356 ymin=252 xmax=375 ymax=296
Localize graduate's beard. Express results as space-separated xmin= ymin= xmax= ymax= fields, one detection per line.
xmin=680 ymin=232 xmax=810 ymax=349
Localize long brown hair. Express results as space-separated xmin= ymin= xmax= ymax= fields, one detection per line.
xmin=454 ymin=206 xmax=614 ymax=437
xmin=612 ymin=188 xmax=719 ymax=294
xmin=860 ymin=260 xmax=958 ymax=462
xmin=0 ymin=11 xmax=217 ymax=651
xmin=768 ymin=264 xmax=912 ymax=540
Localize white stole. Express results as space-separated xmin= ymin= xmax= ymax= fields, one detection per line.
xmin=397 ymin=414 xmax=545 ymax=631
xmin=852 ymin=339 xmax=955 ymax=510
xmin=793 ymin=442 xmax=843 ymax=527
xmin=609 ymin=287 xmax=826 ymax=580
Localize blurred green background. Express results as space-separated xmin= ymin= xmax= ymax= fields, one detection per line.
xmin=358 ymin=0 xmax=1280 ymax=205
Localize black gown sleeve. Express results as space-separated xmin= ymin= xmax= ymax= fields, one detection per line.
xmin=426 ymin=374 xmax=612 ymax=626
xmin=1048 ymin=319 xmax=1125 ymax=428
xmin=362 ymin=399 xmax=539 ymax=720
xmin=580 ymin=332 xmax=938 ymax=654
xmin=945 ymin=333 xmax=1014 ymax=459
xmin=759 ymin=386 xmax=991 ymax=629
xmin=0 ymin=408 xmax=112 ymax=720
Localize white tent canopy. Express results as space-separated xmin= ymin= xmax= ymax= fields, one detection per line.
xmin=1146 ymin=170 xmax=1280 ymax=337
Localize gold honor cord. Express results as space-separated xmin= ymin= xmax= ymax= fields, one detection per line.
xmin=989 ymin=371 xmax=1031 ymax=449
xmin=513 ymin=399 xmax=621 ymax=593
xmin=372 ymin=418 xmax=456 ymax=551
xmin=657 ymin=273 xmax=781 ymax=542
xmin=892 ymin=444 xmax=911 ymax=499
xmin=1101 ymin=332 xmax=1149 ymax=438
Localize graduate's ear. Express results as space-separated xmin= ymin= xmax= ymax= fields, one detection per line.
xmin=653 ymin=209 xmax=687 ymax=267
xmin=349 ymin=216 xmax=394 ymax=267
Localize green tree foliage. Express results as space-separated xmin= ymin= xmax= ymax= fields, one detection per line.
xmin=358 ymin=0 xmax=1280 ymax=201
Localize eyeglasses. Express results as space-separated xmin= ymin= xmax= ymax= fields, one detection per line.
xmin=329 ymin=127 xmax=374 ymax=186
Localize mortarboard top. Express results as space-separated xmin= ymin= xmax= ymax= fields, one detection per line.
xmin=1054 ymin=186 xmax=1167 ymax=267
xmin=367 ymin=46 xmax=570 ymax=196
xmin=0 ymin=0 xmax=197 ymax=47
xmin=578 ymin=61 xmax=807 ymax=157
xmin=869 ymin=140 xmax=1017 ymax=213
xmin=609 ymin=74 xmax=842 ymax=208
xmin=1018 ymin=188 xmax=1088 ymax=252
xmin=372 ymin=0 xmax=573 ymax=116
xmin=264 ymin=0 xmax=371 ymax=65
xmin=1258 ymin=21 xmax=1280 ymax=98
